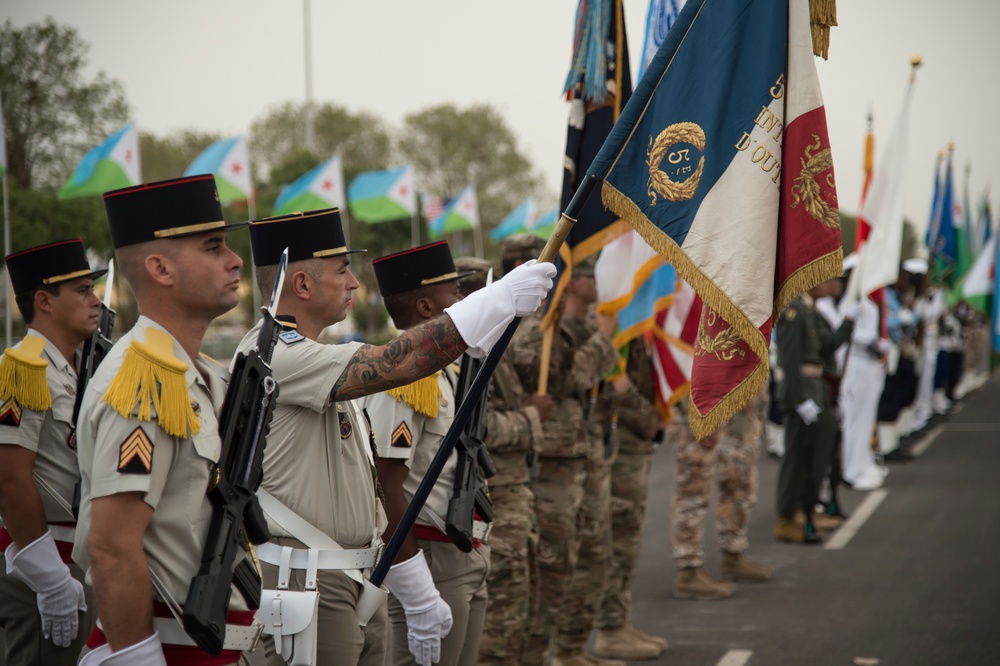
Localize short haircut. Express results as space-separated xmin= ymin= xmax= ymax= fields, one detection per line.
xmin=14 ymin=285 xmax=60 ymax=324
xmin=256 ymin=258 xmax=326 ymax=301
xmin=383 ymin=285 xmax=434 ymax=329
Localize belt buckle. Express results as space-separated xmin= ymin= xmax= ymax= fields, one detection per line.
xmin=481 ymin=521 xmax=493 ymax=544
xmin=248 ymin=619 xmax=265 ymax=653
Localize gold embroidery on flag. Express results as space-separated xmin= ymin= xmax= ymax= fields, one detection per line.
xmin=790 ymin=134 xmax=840 ymax=229
xmin=695 ymin=308 xmax=746 ymax=362
xmin=646 ymin=122 xmax=705 ymax=205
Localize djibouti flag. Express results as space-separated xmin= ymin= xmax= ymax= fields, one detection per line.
xmin=429 ymin=185 xmax=479 ymax=237
xmin=59 ymin=122 xmax=141 ymax=199
xmin=348 ymin=166 xmax=416 ymax=223
xmin=185 ymin=136 xmax=252 ymax=204
xmin=274 ymin=155 xmax=346 ymax=215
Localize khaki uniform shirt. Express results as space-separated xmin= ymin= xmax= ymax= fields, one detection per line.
xmin=73 ymin=316 xmax=250 ymax=611
xmin=363 ymin=368 xmax=457 ymax=532
xmin=235 ymin=321 xmax=383 ymax=549
xmin=0 ymin=330 xmax=79 ymax=524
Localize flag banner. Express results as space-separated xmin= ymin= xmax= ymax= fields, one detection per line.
xmin=545 ymin=0 xmax=634 ymax=328
xmin=855 ymin=109 xmax=874 ymax=251
xmin=638 ymin=0 xmax=687 ymax=78
xmin=847 ymin=76 xmax=914 ymax=301
xmin=490 ymin=198 xmax=538 ymax=241
xmin=928 ymin=150 xmax=959 ymax=286
xmin=532 ymin=208 xmax=559 ymax=237
xmin=184 ymin=136 xmax=251 ymax=204
xmin=347 ymin=165 xmax=416 ymax=224
xmin=58 ymin=122 xmax=141 ymax=200
xmin=651 ymin=281 xmax=702 ymax=419
xmin=955 ymin=165 xmax=974 ymax=282
xmin=429 ymin=184 xmax=479 ymax=237
xmin=273 ymin=155 xmax=346 ymax=215
xmin=421 ymin=193 xmax=446 ymax=223
xmin=974 ymin=190 xmax=992 ymax=255
xmin=586 ymin=0 xmax=842 ymax=437
xmin=958 ymin=233 xmax=996 ymax=315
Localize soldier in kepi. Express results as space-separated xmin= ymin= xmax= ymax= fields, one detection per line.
xmin=774 ymin=282 xmax=855 ymax=544
xmin=362 ymin=241 xmax=551 ymax=666
xmin=239 ymin=213 xmax=553 ymax=666
xmin=453 ymin=252 xmax=555 ymax=666
xmin=73 ymin=175 xmax=260 ymax=666
xmin=0 ymin=239 xmax=104 ymax=664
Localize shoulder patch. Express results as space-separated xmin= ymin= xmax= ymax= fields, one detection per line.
xmin=391 ymin=421 xmax=413 ymax=448
xmin=339 ymin=411 xmax=353 ymax=439
xmin=279 ymin=330 xmax=305 ymax=345
xmin=118 ymin=426 xmax=154 ymax=474
xmin=0 ymin=397 xmax=22 ymax=427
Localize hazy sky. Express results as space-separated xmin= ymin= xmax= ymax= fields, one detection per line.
xmin=4 ymin=0 xmax=999 ymax=234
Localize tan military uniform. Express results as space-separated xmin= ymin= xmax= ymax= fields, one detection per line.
xmin=0 ymin=331 xmax=95 ymax=664
xmin=477 ymin=349 xmax=544 ymax=666
xmin=235 ymin=320 xmax=388 ymax=666
xmin=363 ymin=366 xmax=491 ymax=666
xmin=74 ymin=317 xmax=257 ymax=665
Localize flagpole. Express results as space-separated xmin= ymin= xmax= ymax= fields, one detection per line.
xmin=302 ymin=0 xmax=316 ymax=153
xmin=473 ymin=223 xmax=484 ymax=258
xmin=3 ymin=172 xmax=10 ymax=348
xmin=248 ymin=191 xmax=262 ymax=316
xmin=367 ymin=175 xmax=593 ymax=590
xmin=411 ymin=210 xmax=420 ymax=248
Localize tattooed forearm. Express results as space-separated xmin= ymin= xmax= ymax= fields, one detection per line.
xmin=331 ymin=314 xmax=468 ymax=400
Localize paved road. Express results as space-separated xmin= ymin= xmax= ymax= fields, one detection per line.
xmin=624 ymin=375 xmax=1000 ymax=665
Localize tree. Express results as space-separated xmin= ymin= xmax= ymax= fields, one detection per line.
xmin=139 ymin=129 xmax=222 ymax=183
xmin=0 ymin=18 xmax=129 ymax=189
xmin=397 ymin=103 xmax=546 ymax=256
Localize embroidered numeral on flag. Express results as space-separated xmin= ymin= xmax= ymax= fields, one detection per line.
xmin=118 ymin=426 xmax=154 ymax=474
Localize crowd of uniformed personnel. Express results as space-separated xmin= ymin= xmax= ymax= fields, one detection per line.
xmin=5 ymin=171 xmax=976 ymax=666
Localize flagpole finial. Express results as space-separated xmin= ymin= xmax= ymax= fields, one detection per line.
xmin=948 ymin=141 xmax=956 ymax=153
xmin=910 ymin=54 xmax=923 ymax=69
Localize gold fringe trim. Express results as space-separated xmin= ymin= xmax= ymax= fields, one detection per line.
xmin=102 ymin=328 xmax=199 ymax=438
xmin=602 ymin=183 xmax=770 ymax=440
xmin=0 ymin=337 xmax=51 ymax=411
xmin=773 ymin=247 xmax=843 ymax=322
xmin=809 ymin=0 xmax=838 ymax=60
xmin=386 ymin=373 xmax=441 ymax=418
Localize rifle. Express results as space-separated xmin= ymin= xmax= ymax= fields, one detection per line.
xmin=183 ymin=248 xmax=288 ymax=655
xmin=444 ymin=353 xmax=496 ymax=552
xmin=71 ymin=260 xmax=116 ymax=518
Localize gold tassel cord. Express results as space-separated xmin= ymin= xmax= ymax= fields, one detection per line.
xmin=0 ymin=337 xmax=52 ymax=412
xmin=809 ymin=0 xmax=838 ymax=60
xmin=386 ymin=373 xmax=441 ymax=418
xmin=102 ymin=329 xmax=200 ymax=438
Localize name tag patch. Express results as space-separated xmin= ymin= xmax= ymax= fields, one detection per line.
xmin=279 ymin=330 xmax=305 ymax=345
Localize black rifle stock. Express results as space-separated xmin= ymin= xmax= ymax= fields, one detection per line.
xmin=182 ymin=312 xmax=281 ymax=654
xmin=445 ymin=354 xmax=496 ymax=552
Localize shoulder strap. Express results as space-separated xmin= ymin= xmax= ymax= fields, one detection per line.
xmin=257 ymin=489 xmax=344 ymax=551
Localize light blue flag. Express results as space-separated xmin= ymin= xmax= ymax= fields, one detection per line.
xmin=490 ymin=199 xmax=538 ymax=241
xmin=638 ymin=0 xmax=687 ymax=78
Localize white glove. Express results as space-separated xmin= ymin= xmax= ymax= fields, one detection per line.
xmin=875 ymin=338 xmax=892 ymax=354
xmin=385 ymin=550 xmax=453 ymax=665
xmin=795 ymin=399 xmax=822 ymax=425
xmin=445 ymin=259 xmax=556 ymax=357
xmin=842 ymin=299 xmax=863 ymax=321
xmin=78 ymin=631 xmax=167 ymax=666
xmin=6 ymin=531 xmax=87 ymax=648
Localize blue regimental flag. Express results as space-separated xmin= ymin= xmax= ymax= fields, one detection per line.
xmin=544 ymin=0 xmax=634 ymax=329
xmin=587 ymin=0 xmax=843 ymax=436
xmin=929 ymin=149 xmax=959 ymax=286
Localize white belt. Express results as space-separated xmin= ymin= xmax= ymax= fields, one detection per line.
xmin=96 ymin=618 xmax=263 ymax=652
xmin=257 ymin=541 xmax=379 ymax=572
xmin=472 ymin=520 xmax=492 ymax=542
xmin=48 ymin=524 xmax=76 ymax=543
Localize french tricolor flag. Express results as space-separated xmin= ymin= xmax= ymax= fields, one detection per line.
xmin=588 ymin=0 xmax=842 ymax=437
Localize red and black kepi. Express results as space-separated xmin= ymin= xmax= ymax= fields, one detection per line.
xmin=371 ymin=241 xmax=475 ymax=298
xmin=249 ymin=208 xmax=365 ymax=266
xmin=4 ymin=239 xmax=107 ymax=295
xmin=102 ymin=174 xmax=248 ymax=248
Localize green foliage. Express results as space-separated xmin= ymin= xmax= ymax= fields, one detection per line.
xmin=0 ymin=18 xmax=128 ymax=189
xmin=139 ymin=129 xmax=222 ymax=183
xmin=4 ymin=183 xmax=112 ymax=256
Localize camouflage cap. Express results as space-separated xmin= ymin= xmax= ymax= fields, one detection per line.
xmin=500 ymin=233 xmax=546 ymax=261
xmin=454 ymin=256 xmax=495 ymax=287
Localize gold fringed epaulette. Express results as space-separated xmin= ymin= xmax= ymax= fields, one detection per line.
xmin=0 ymin=336 xmax=52 ymax=411
xmin=386 ymin=372 xmax=441 ymax=418
xmin=102 ymin=328 xmax=200 ymax=438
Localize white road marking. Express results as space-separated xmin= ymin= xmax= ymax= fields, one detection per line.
xmin=824 ymin=489 xmax=888 ymax=550
xmin=716 ymin=649 xmax=754 ymax=666
xmin=911 ymin=426 xmax=942 ymax=457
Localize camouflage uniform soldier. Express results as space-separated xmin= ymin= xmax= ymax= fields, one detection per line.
xmin=455 ymin=254 xmax=554 ymax=666
xmin=671 ymin=391 xmax=773 ymax=600
xmin=512 ymin=255 xmax=622 ymax=666
xmin=592 ymin=338 xmax=667 ymax=660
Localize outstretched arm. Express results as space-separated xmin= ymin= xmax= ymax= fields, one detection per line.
xmin=331 ymin=314 xmax=467 ymax=401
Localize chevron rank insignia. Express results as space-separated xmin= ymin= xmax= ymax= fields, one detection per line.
xmin=118 ymin=427 xmax=153 ymax=474
xmin=339 ymin=411 xmax=352 ymax=439
xmin=391 ymin=421 xmax=412 ymax=448
xmin=279 ymin=330 xmax=305 ymax=345
xmin=0 ymin=397 xmax=22 ymax=427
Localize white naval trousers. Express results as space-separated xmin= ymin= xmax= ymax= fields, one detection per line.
xmin=840 ymin=352 xmax=886 ymax=485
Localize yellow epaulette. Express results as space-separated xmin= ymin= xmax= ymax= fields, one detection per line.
xmin=0 ymin=336 xmax=52 ymax=411
xmin=102 ymin=328 xmax=200 ymax=438
xmin=386 ymin=372 xmax=441 ymax=418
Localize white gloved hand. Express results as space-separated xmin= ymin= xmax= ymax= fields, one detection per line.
xmin=385 ymin=551 xmax=453 ymax=665
xmin=842 ymin=299 xmax=863 ymax=321
xmin=795 ymin=399 xmax=822 ymax=425
xmin=445 ymin=259 xmax=556 ymax=357
xmin=6 ymin=531 xmax=87 ymax=648
xmin=78 ymin=631 xmax=167 ymax=666
xmin=875 ymin=338 xmax=893 ymax=354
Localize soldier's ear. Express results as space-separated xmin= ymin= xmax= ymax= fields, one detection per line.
xmin=144 ymin=253 xmax=175 ymax=287
xmin=414 ymin=295 xmax=435 ymax=320
xmin=289 ymin=271 xmax=311 ymax=300
xmin=34 ymin=288 xmax=55 ymax=315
